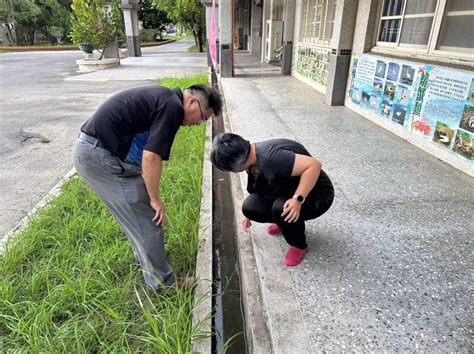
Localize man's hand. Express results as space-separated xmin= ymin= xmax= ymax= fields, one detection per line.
xmin=282 ymin=198 xmax=301 ymax=223
xmin=241 ymin=217 xmax=252 ymax=233
xmin=150 ymin=199 xmax=166 ymax=226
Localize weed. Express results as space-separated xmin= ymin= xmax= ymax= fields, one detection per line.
xmin=0 ymin=74 xmax=210 ymax=352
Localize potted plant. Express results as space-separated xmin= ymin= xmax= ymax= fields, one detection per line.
xmin=69 ymin=0 xmax=124 ymax=59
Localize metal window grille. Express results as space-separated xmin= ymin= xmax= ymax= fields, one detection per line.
xmin=299 ymin=0 xmax=336 ymax=46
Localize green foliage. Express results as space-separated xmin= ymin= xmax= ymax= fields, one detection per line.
xmin=69 ymin=0 xmax=123 ymax=55
xmin=0 ymin=74 xmax=211 ymax=352
xmin=0 ymin=0 xmax=73 ymax=45
xmin=0 ymin=0 xmax=41 ymax=45
xmin=139 ymin=0 xmax=171 ymax=31
xmin=153 ymin=0 xmax=206 ymax=51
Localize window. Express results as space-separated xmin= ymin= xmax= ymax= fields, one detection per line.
xmin=298 ymin=0 xmax=336 ymax=46
xmin=376 ymin=0 xmax=474 ymax=59
xmin=436 ymin=0 xmax=474 ymax=54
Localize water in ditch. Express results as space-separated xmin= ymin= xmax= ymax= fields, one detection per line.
xmin=212 ymin=113 xmax=247 ymax=353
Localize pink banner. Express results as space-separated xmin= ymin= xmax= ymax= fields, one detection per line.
xmin=208 ymin=0 xmax=217 ymax=69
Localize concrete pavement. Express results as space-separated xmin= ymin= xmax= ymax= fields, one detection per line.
xmin=221 ymin=52 xmax=473 ymax=352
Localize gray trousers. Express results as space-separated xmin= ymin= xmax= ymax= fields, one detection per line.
xmin=73 ymin=137 xmax=174 ymax=289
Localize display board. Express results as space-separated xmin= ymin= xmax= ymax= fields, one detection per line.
xmin=347 ymin=54 xmax=473 ymax=161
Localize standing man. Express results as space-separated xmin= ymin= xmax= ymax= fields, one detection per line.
xmin=73 ymin=84 xmax=222 ymax=290
xmin=211 ymin=133 xmax=334 ymax=266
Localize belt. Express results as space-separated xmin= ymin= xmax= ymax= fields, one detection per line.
xmin=78 ymin=132 xmax=107 ymax=149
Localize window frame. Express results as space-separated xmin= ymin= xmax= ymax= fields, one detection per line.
xmin=373 ymin=0 xmax=474 ymax=62
xmin=298 ymin=0 xmax=336 ymax=47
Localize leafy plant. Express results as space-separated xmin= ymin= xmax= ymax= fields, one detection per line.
xmin=153 ymin=0 xmax=205 ymax=52
xmin=48 ymin=26 xmax=64 ymax=44
xmin=69 ymin=0 xmax=123 ymax=58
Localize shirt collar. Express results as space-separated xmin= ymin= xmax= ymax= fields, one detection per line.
xmin=173 ymin=88 xmax=183 ymax=103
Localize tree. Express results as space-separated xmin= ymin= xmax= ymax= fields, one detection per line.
xmin=0 ymin=0 xmax=74 ymax=45
xmin=41 ymin=0 xmax=72 ymax=43
xmin=140 ymin=0 xmax=170 ymax=29
xmin=153 ymin=0 xmax=205 ymax=52
xmin=139 ymin=0 xmax=171 ymax=41
xmin=0 ymin=0 xmax=41 ymax=45
xmin=69 ymin=0 xmax=123 ymax=58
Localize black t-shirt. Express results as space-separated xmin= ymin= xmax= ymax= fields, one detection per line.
xmin=81 ymin=85 xmax=184 ymax=161
xmin=247 ymin=138 xmax=332 ymax=199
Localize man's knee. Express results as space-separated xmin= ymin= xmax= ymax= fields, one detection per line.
xmin=271 ymin=198 xmax=285 ymax=220
xmin=242 ymin=196 xmax=259 ymax=219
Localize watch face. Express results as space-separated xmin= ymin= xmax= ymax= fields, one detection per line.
xmin=297 ymin=195 xmax=304 ymax=203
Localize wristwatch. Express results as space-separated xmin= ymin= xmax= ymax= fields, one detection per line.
xmin=292 ymin=194 xmax=305 ymax=204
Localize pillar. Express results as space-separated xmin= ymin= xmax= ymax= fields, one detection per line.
xmin=219 ymin=0 xmax=233 ymax=77
xmin=121 ymin=0 xmax=141 ymax=57
xmin=281 ymin=0 xmax=296 ymax=75
xmin=250 ymin=1 xmax=262 ymax=57
xmin=325 ymin=0 xmax=358 ymax=106
xmin=261 ymin=0 xmax=270 ymax=62
xmin=352 ymin=0 xmax=380 ymax=54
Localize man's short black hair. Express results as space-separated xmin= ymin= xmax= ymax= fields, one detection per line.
xmin=211 ymin=133 xmax=250 ymax=172
xmin=187 ymin=84 xmax=223 ymax=116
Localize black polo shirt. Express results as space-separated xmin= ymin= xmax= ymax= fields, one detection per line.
xmin=81 ymin=85 xmax=184 ymax=161
xmin=247 ymin=138 xmax=332 ymax=199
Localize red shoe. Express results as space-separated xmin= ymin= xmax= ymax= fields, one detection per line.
xmin=283 ymin=246 xmax=308 ymax=266
xmin=266 ymin=224 xmax=282 ymax=236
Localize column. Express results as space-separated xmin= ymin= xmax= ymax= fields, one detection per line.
xmin=325 ymin=0 xmax=358 ymax=106
xmin=260 ymin=0 xmax=270 ymax=62
xmin=281 ymin=0 xmax=296 ymax=75
xmin=352 ymin=0 xmax=380 ymax=54
xmin=121 ymin=0 xmax=141 ymax=57
xmin=250 ymin=1 xmax=262 ymax=57
xmin=219 ymin=0 xmax=233 ymax=77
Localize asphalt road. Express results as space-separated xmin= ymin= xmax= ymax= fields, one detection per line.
xmin=0 ymin=40 xmax=206 ymax=238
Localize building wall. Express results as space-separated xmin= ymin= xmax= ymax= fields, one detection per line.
xmin=291 ymin=0 xmax=335 ymax=93
xmin=344 ymin=0 xmax=474 ymax=175
xmin=286 ymin=0 xmax=473 ymax=174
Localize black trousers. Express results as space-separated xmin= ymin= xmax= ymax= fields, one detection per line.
xmin=242 ymin=185 xmax=334 ymax=250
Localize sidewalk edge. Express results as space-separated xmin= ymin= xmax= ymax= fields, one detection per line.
xmin=0 ymin=168 xmax=77 ymax=253
xmin=219 ymin=80 xmax=273 ymax=353
xmin=191 ymin=120 xmax=214 ymax=353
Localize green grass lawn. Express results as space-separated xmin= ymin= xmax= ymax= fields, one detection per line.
xmin=0 ymin=73 xmax=210 ymax=352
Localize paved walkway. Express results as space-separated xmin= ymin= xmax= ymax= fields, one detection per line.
xmin=220 ymin=52 xmax=473 ymax=352
xmin=65 ymin=41 xmax=207 ymax=82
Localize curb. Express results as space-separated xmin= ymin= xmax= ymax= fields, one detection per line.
xmin=0 ymin=40 xmax=176 ymax=53
xmin=0 ymin=168 xmax=77 ymax=253
xmin=191 ymin=118 xmax=214 ymax=353
xmin=218 ymin=80 xmax=273 ymax=353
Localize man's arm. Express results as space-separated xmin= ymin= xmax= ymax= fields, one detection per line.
xmin=282 ymin=154 xmax=322 ymax=223
xmin=142 ymin=150 xmax=165 ymax=225
xmin=291 ymin=154 xmax=322 ymax=199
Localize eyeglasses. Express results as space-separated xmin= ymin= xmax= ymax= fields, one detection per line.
xmin=195 ymin=99 xmax=209 ymax=122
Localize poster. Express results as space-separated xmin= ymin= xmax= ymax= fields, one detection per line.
xmin=295 ymin=45 xmax=330 ymax=86
xmin=412 ymin=67 xmax=473 ymax=159
xmin=348 ymin=55 xmax=422 ymax=129
xmin=347 ymin=54 xmax=474 ymax=161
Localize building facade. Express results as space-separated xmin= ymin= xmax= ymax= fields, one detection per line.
xmin=203 ymin=0 xmax=473 ymax=174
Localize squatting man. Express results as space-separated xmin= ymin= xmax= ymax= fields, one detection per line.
xmin=211 ymin=133 xmax=334 ymax=266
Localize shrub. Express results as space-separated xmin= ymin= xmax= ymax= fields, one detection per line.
xmin=69 ymin=0 xmax=124 ymax=58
